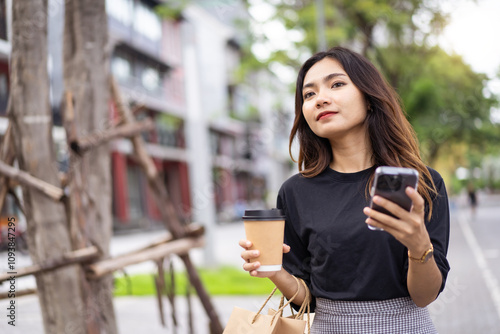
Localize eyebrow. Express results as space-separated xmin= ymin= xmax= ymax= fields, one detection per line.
xmin=303 ymin=72 xmax=346 ymax=90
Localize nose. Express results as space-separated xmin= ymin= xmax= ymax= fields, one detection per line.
xmin=315 ymin=90 xmax=331 ymax=108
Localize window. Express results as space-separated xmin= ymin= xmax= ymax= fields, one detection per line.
xmin=156 ymin=114 xmax=184 ymax=147
xmin=133 ymin=2 xmax=162 ymax=42
xmin=126 ymin=164 xmax=145 ymax=220
xmin=106 ymin=0 xmax=133 ymax=26
xmin=111 ymin=56 xmax=132 ymax=82
xmin=0 ymin=73 xmax=7 ymax=115
xmin=0 ymin=0 xmax=6 ymax=41
xmin=141 ymin=66 xmax=160 ymax=91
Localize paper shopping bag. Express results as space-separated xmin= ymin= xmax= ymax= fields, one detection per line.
xmin=223 ymin=306 xmax=280 ymax=334
xmin=223 ymin=276 xmax=312 ymax=334
xmin=268 ymin=308 xmax=307 ymax=334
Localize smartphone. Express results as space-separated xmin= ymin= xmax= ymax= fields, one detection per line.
xmin=368 ymin=166 xmax=419 ymax=230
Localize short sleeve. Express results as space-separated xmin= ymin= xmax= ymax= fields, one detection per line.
xmin=426 ymin=172 xmax=451 ymax=293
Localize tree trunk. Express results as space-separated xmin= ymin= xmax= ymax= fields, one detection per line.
xmin=9 ymin=1 xmax=87 ymax=333
xmin=63 ymin=0 xmax=117 ymax=333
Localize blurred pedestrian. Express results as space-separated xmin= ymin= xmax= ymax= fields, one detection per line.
xmin=467 ymin=182 xmax=478 ymax=220
xmin=239 ymin=47 xmax=450 ymax=333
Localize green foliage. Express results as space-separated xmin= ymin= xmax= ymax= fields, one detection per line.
xmin=376 ymin=44 xmax=499 ymax=164
xmin=155 ymin=0 xmax=186 ymax=20
xmin=259 ymin=0 xmax=448 ymax=57
xmin=245 ymin=0 xmax=500 ymax=170
xmin=113 ymin=266 xmax=276 ymax=296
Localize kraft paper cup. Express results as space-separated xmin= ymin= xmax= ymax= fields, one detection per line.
xmin=243 ymin=209 xmax=285 ymax=272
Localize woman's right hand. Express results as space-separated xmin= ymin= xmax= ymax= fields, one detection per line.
xmin=239 ymin=239 xmax=291 ymax=278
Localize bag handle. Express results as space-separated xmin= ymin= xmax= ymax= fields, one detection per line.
xmin=295 ymin=278 xmax=311 ymax=333
xmin=295 ymin=278 xmax=310 ymax=317
xmin=272 ymin=276 xmax=313 ymax=326
xmin=251 ymin=276 xmax=301 ymax=324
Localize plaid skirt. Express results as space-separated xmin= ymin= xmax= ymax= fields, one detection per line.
xmin=311 ymin=297 xmax=438 ymax=334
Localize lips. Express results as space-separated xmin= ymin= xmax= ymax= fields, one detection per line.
xmin=316 ymin=111 xmax=338 ymax=121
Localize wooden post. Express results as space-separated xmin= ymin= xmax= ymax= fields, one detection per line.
xmin=86 ymin=236 xmax=204 ymax=279
xmin=0 ymin=246 xmax=100 ymax=282
xmin=76 ymin=118 xmax=155 ymax=154
xmin=0 ymin=288 xmax=37 ymax=299
xmin=0 ymin=160 xmax=65 ymax=201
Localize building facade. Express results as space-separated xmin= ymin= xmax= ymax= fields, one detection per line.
xmin=0 ymin=0 xmax=294 ymax=237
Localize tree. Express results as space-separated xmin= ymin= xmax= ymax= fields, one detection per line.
xmin=249 ymin=0 xmax=448 ymax=63
xmin=244 ymin=0 xmax=499 ymax=168
xmin=377 ymin=44 xmax=499 ymax=165
xmin=63 ymin=0 xmax=118 ymax=332
xmin=8 ymin=1 xmax=118 ymax=333
xmin=9 ymin=1 xmax=89 ymax=332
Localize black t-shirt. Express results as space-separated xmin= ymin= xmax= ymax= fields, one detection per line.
xmin=277 ymin=166 xmax=450 ymax=311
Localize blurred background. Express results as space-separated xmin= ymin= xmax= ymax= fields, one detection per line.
xmin=0 ymin=0 xmax=499 ymax=333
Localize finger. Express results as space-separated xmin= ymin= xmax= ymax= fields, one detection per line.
xmin=239 ymin=239 xmax=252 ymax=249
xmin=242 ymin=261 xmax=261 ymax=272
xmin=283 ymin=244 xmax=291 ymax=253
xmin=370 ymin=196 xmax=409 ymax=220
xmin=363 ymin=206 xmax=400 ymax=229
xmin=365 ymin=216 xmax=383 ymax=230
xmin=366 ymin=216 xmax=406 ymax=240
xmin=406 ymin=187 xmax=425 ymax=215
xmin=241 ymin=249 xmax=260 ymax=262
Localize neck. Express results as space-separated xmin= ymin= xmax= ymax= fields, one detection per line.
xmin=329 ymin=130 xmax=373 ymax=173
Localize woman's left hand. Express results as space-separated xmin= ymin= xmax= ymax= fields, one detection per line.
xmin=363 ymin=187 xmax=432 ymax=255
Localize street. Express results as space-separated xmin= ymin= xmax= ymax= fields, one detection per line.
xmin=0 ymin=193 xmax=499 ymax=333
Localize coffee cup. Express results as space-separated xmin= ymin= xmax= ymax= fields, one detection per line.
xmin=243 ymin=209 xmax=285 ymax=272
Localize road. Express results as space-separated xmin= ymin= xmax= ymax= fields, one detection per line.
xmin=428 ymin=193 xmax=500 ymax=333
xmin=0 ymin=193 xmax=499 ymax=333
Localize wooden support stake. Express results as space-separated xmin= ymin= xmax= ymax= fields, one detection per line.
xmin=180 ymin=253 xmax=223 ymax=334
xmin=0 ymin=246 xmax=100 ymax=282
xmin=86 ymin=236 xmax=204 ymax=279
xmin=154 ymin=259 xmax=166 ymax=328
xmin=186 ymin=277 xmax=194 ymax=334
xmin=73 ymin=118 xmax=155 ymax=155
xmin=0 ymin=288 xmax=37 ymax=299
xmin=0 ymin=160 xmax=65 ymax=201
xmin=110 ymin=78 xmax=158 ymax=182
xmin=167 ymin=258 xmax=178 ymax=328
xmin=114 ymin=224 xmax=204 ymax=260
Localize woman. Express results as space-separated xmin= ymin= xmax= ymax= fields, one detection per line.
xmin=239 ymin=47 xmax=450 ymax=333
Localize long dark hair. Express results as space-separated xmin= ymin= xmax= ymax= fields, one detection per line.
xmin=289 ymin=47 xmax=437 ymax=219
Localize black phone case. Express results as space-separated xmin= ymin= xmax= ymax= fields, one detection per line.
xmin=370 ymin=167 xmax=419 ymax=219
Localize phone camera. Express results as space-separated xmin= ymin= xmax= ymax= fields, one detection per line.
xmin=377 ymin=175 xmax=402 ymax=192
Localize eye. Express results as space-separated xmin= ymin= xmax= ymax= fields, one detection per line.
xmin=303 ymin=91 xmax=315 ymax=99
xmin=332 ymin=82 xmax=345 ymax=88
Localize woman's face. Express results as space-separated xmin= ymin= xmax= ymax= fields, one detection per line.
xmin=301 ymin=57 xmax=369 ymax=141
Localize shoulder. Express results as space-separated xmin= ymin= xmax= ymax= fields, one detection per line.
xmin=424 ymin=166 xmax=448 ymax=202
xmin=279 ymin=171 xmax=327 ymax=192
xmin=425 ymin=166 xmax=445 ymax=188
xmin=279 ymin=173 xmax=306 ymax=195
